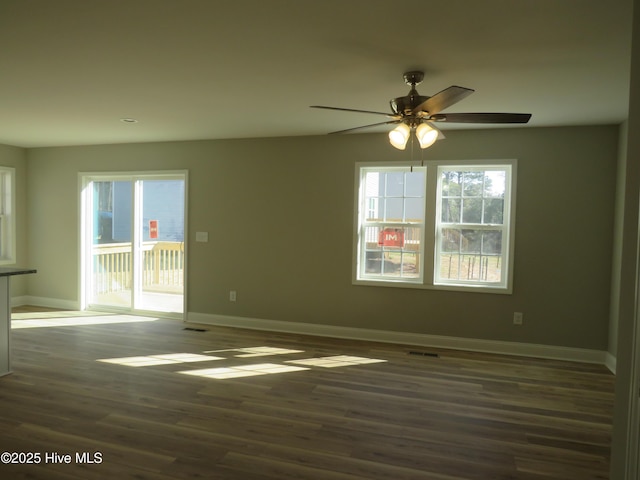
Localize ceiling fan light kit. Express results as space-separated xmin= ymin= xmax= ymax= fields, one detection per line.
xmin=311 ymin=71 xmax=532 ymax=150
xmin=388 ymin=123 xmax=411 ymax=150
xmin=415 ymin=122 xmax=438 ymax=149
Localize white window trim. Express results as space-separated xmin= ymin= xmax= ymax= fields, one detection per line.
xmin=353 ymin=160 xmax=517 ymax=294
xmin=0 ymin=167 xmax=16 ymax=266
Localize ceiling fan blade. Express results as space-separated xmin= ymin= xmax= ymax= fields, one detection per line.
xmin=412 ymin=86 xmax=474 ymax=115
xmin=328 ymin=120 xmax=401 ymax=135
xmin=311 ymin=105 xmax=398 ymax=118
xmin=430 ymin=112 xmax=532 ymax=124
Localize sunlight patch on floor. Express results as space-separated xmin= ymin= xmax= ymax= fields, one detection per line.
xmin=179 ymin=363 xmax=309 ymax=379
xmin=98 ymin=353 xmax=223 ymax=367
xmin=97 ymin=345 xmax=388 ymax=380
xmin=12 ymin=310 xmax=114 ymax=320
xmin=233 ymin=346 xmax=304 ymax=357
xmin=203 ymin=346 xmax=305 ymax=357
xmin=12 ymin=315 xmax=160 ymax=329
xmin=287 ymin=355 xmax=388 ymax=368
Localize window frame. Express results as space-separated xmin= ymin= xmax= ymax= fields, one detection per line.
xmin=0 ymin=166 xmax=16 ymax=265
xmin=353 ymin=160 xmax=517 ymax=294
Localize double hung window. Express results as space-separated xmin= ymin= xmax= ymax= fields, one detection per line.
xmin=0 ymin=167 xmax=15 ymax=265
xmin=354 ymin=161 xmax=515 ymax=293
xmin=356 ymin=167 xmax=426 ymax=283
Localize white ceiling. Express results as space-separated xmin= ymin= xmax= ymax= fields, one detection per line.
xmin=0 ymin=0 xmax=633 ymax=148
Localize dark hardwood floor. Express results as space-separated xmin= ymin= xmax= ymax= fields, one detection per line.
xmin=0 ymin=308 xmax=614 ymax=479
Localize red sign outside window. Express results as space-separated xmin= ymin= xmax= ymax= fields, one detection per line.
xmin=149 ymin=220 xmax=159 ymax=239
xmin=378 ymin=228 xmax=405 ymax=247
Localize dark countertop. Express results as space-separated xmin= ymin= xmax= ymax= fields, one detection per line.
xmin=0 ymin=268 xmax=37 ymax=277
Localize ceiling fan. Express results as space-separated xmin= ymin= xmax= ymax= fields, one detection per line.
xmin=311 ymin=71 xmax=532 ymax=150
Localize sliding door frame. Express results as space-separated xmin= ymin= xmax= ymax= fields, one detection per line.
xmin=79 ymin=170 xmax=188 ymax=320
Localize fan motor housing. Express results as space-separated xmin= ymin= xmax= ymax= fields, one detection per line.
xmin=391 ymin=94 xmax=429 ymax=116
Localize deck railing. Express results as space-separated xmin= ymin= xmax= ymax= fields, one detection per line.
xmin=92 ymin=241 xmax=184 ymax=294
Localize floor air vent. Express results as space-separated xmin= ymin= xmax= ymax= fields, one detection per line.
xmin=408 ymin=350 xmax=439 ymax=358
xmin=184 ymin=327 xmax=207 ymax=332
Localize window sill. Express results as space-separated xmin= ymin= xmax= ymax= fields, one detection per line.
xmin=353 ymin=278 xmax=512 ymax=294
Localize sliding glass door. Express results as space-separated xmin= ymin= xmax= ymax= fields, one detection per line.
xmin=81 ymin=172 xmax=187 ymax=318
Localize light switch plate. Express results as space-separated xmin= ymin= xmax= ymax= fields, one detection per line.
xmin=195 ymin=231 xmax=209 ymax=243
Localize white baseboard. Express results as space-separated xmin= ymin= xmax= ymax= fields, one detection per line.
xmin=605 ymin=352 xmax=617 ymax=374
xmin=11 ymin=300 xmax=614 ymax=370
xmin=188 ymin=312 xmax=611 ymax=367
xmin=11 ymin=296 xmax=31 ymax=307
xmin=15 ymin=296 xmax=80 ymax=311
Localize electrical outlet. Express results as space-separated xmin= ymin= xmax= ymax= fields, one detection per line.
xmin=229 ymin=290 xmax=237 ymax=302
xmin=513 ymin=312 xmax=523 ymax=325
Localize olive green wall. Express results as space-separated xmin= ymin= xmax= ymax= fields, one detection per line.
xmin=25 ymin=124 xmax=618 ymax=350
xmin=0 ymin=143 xmax=29 ymax=296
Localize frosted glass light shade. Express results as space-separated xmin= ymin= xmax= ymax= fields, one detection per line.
xmin=388 ymin=123 xmax=411 ymax=150
xmin=416 ymin=123 xmax=438 ymax=149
